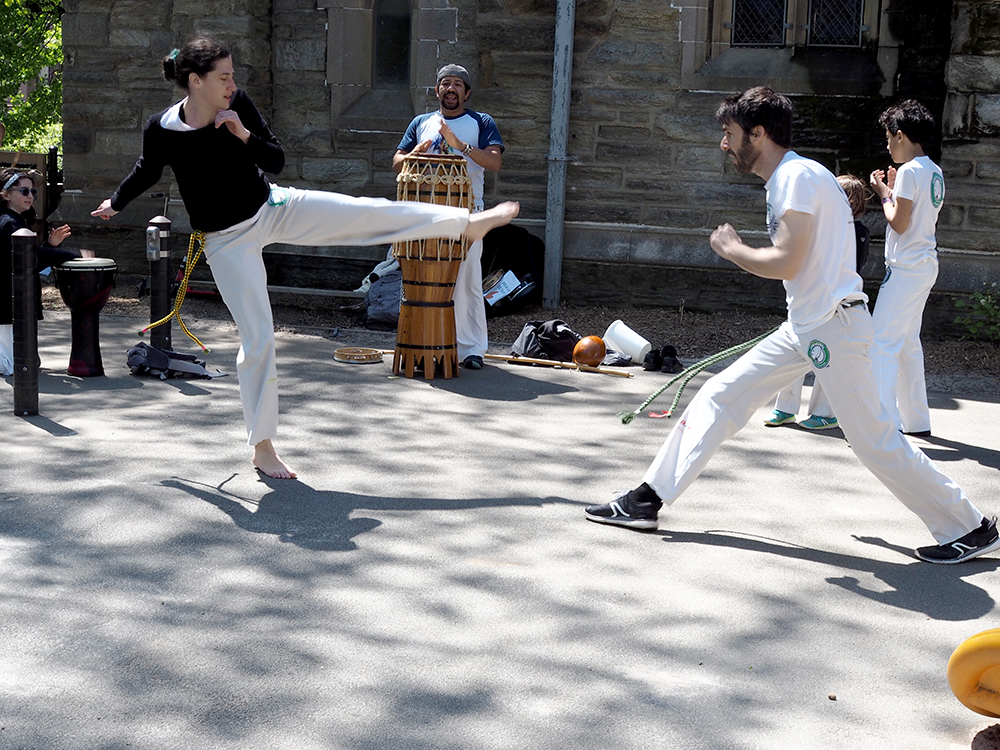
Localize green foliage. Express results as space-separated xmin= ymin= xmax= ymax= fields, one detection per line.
xmin=955 ymin=281 xmax=1000 ymax=343
xmin=0 ymin=1 xmax=63 ymax=153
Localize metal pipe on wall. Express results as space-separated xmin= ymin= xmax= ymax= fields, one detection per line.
xmin=542 ymin=0 xmax=576 ymax=309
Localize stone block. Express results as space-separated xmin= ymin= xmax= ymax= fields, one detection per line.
xmin=275 ymin=40 xmax=326 ymax=71
xmin=938 ymin=204 xmax=966 ymax=228
xmin=941 ymin=158 xmax=974 ymax=179
xmin=607 ymin=4 xmax=679 ymax=39
xmin=652 ymin=110 xmax=716 ymax=146
xmin=63 ymin=12 xmax=110 ymax=46
xmin=946 ymin=55 xmax=1000 ymax=92
xmin=301 ymin=158 xmax=370 ymax=187
xmin=415 ymin=8 xmax=458 ymax=40
xmin=109 ymin=0 xmax=169 ymax=27
xmin=598 ymin=125 xmax=651 ymax=142
xmin=968 ymin=205 xmax=1000 ymax=228
xmin=975 ymin=160 xmax=1000 ymax=180
xmin=973 ymin=95 xmax=1000 ymax=133
xmin=477 ymin=19 xmax=554 ymax=52
xmin=94 ymin=130 xmax=144 ymax=155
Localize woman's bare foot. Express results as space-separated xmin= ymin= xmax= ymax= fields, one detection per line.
xmin=465 ymin=201 xmax=520 ymax=242
xmin=252 ymin=439 xmax=297 ymax=479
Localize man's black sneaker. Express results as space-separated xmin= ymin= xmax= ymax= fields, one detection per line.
xmin=585 ymin=491 xmax=659 ymax=530
xmin=902 ymin=429 xmax=932 ymax=438
xmin=915 ymin=516 xmax=1000 ymax=564
xmin=462 ymin=355 xmax=484 ymax=370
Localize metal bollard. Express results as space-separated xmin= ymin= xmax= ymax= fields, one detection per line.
xmin=146 ymin=215 xmax=172 ymax=351
xmin=11 ymin=228 xmax=39 ymax=416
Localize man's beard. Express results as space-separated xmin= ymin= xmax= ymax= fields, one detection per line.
xmin=440 ymin=93 xmax=462 ymax=112
xmin=731 ymin=132 xmax=759 ymax=174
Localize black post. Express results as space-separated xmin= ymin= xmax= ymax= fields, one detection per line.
xmin=147 ymin=216 xmax=172 ymax=351
xmin=11 ymin=228 xmax=39 ymax=416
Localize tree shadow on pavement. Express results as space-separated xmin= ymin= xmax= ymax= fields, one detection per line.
xmin=657 ymin=528 xmax=998 ymax=621
xmin=163 ymin=477 xmax=549 ymax=552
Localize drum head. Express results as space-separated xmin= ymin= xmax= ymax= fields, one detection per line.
xmin=59 ymin=258 xmax=117 ymax=270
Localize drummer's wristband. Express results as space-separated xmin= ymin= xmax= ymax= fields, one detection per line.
xmin=462 ymin=142 xmax=474 ymax=156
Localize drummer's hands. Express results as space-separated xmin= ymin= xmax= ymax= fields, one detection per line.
xmin=80 ymin=248 xmax=96 ymax=258
xmin=48 ymin=224 xmax=71 ymax=246
xmin=215 ymin=109 xmax=251 ymax=144
xmin=91 ymin=199 xmax=118 ymax=221
xmin=438 ymin=121 xmax=462 ymax=151
xmin=409 ymin=138 xmax=433 ymax=156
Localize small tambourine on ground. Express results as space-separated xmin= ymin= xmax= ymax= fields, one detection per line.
xmin=333 ymin=347 xmax=384 ymax=364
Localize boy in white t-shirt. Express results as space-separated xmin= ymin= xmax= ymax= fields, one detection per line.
xmin=585 ymin=87 xmax=998 ymax=565
xmin=869 ymin=100 xmax=944 ymax=437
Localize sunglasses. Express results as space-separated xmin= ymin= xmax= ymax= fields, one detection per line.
xmin=13 ymin=187 xmax=38 ymax=197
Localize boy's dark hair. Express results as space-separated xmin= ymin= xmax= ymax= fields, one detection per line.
xmin=715 ymin=86 xmax=793 ymax=149
xmin=879 ymin=100 xmax=936 ymax=150
xmin=162 ymin=36 xmax=231 ymax=90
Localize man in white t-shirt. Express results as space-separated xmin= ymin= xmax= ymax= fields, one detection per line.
xmin=869 ymin=100 xmax=944 ymax=437
xmin=585 ymin=86 xmax=999 ymax=565
xmin=394 ymin=64 xmax=505 ymax=370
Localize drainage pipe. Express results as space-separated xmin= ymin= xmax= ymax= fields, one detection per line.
xmin=542 ymin=0 xmax=576 ymax=308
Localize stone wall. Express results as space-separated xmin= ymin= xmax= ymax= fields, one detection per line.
xmin=939 ymin=0 xmax=1000 ymax=255
xmin=59 ymin=0 xmax=1000 ymax=336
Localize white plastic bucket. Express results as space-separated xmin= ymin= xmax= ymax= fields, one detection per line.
xmin=602 ymin=319 xmax=651 ymax=363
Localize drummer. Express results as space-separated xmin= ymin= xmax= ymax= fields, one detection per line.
xmin=393 ymin=64 xmax=506 ymax=371
xmin=91 ymin=37 xmax=518 ymax=479
xmin=0 ymin=167 xmax=94 ymax=377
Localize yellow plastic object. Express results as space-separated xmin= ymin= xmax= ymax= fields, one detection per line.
xmin=948 ymin=628 xmax=1000 ymax=717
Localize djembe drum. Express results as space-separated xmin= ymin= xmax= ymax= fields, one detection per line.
xmin=392 ymin=154 xmax=472 ymax=380
xmin=54 ymin=257 xmax=117 ymax=376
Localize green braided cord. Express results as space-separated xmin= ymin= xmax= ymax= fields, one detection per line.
xmin=619 ymin=325 xmax=780 ymax=425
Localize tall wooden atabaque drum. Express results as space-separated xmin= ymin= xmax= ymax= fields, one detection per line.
xmin=392 ymin=154 xmax=472 ymax=379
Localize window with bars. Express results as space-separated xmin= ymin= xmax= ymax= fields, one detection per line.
xmin=726 ymin=0 xmax=869 ymax=48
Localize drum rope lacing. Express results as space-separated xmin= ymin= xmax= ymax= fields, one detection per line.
xmin=140 ymin=230 xmax=210 ymax=352
xmin=395 ymin=159 xmax=471 ymax=262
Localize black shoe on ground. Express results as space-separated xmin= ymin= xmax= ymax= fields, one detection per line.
xmin=585 ymin=490 xmax=659 ymax=530
xmin=462 ymin=355 xmax=484 ymax=370
xmin=902 ymin=429 xmax=932 ymax=438
xmin=660 ymin=344 xmax=681 ymax=374
xmin=915 ymin=516 xmax=1000 ymax=564
xmin=643 ymin=350 xmax=663 ymax=371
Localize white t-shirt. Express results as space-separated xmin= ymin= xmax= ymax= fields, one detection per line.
xmin=765 ymin=152 xmax=865 ymax=334
xmin=397 ymin=109 xmax=504 ymax=211
xmin=885 ymin=155 xmax=944 ymax=268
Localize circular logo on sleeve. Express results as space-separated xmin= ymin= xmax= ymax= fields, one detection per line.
xmin=931 ymin=173 xmax=945 ymax=208
xmin=808 ymin=340 xmax=831 ymax=369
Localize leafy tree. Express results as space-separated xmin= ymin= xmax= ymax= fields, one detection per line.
xmin=0 ymin=0 xmax=63 ymax=153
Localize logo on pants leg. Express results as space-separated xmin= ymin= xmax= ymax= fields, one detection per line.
xmin=808 ymin=340 xmax=831 ymax=369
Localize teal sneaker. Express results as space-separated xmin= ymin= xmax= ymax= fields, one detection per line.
xmin=799 ymin=414 xmax=839 ymax=430
xmin=764 ymin=409 xmax=796 ymax=427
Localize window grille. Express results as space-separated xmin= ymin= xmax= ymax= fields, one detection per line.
xmin=808 ymin=0 xmax=864 ymax=47
xmin=731 ymin=0 xmax=787 ymax=46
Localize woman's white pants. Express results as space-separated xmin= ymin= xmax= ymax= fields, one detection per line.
xmin=203 ymin=186 xmax=468 ymax=446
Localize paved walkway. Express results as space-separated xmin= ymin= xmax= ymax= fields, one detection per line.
xmin=2 ymin=311 xmax=999 ymax=749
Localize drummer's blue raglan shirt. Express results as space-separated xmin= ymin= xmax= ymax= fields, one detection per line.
xmin=396 ymin=110 xmax=504 ymax=210
xmin=110 ymin=90 xmax=285 ymax=232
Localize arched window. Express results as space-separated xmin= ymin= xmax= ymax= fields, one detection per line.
xmin=374 ymin=0 xmax=410 ymax=88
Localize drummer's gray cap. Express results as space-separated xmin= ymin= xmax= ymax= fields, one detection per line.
xmin=436 ymin=64 xmax=472 ymax=91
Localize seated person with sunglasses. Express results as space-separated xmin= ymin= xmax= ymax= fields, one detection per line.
xmin=0 ymin=168 xmax=94 ymax=376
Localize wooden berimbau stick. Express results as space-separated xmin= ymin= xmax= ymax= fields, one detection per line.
xmin=377 ymin=350 xmax=634 ymax=378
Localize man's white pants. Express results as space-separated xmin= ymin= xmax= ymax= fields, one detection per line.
xmin=871 ymin=258 xmax=938 ymax=433
xmin=642 ymin=304 xmax=983 ymax=544
xmin=203 ymin=186 xmax=469 ymax=446
xmin=453 ymin=238 xmax=488 ymax=361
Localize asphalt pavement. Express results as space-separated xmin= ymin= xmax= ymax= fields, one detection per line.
xmin=2 ymin=310 xmax=1000 ymax=750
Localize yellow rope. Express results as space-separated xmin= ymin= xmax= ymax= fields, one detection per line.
xmin=139 ymin=231 xmax=210 ymax=352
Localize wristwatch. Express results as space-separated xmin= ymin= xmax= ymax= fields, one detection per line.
xmin=462 ymin=142 xmax=474 ymax=156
